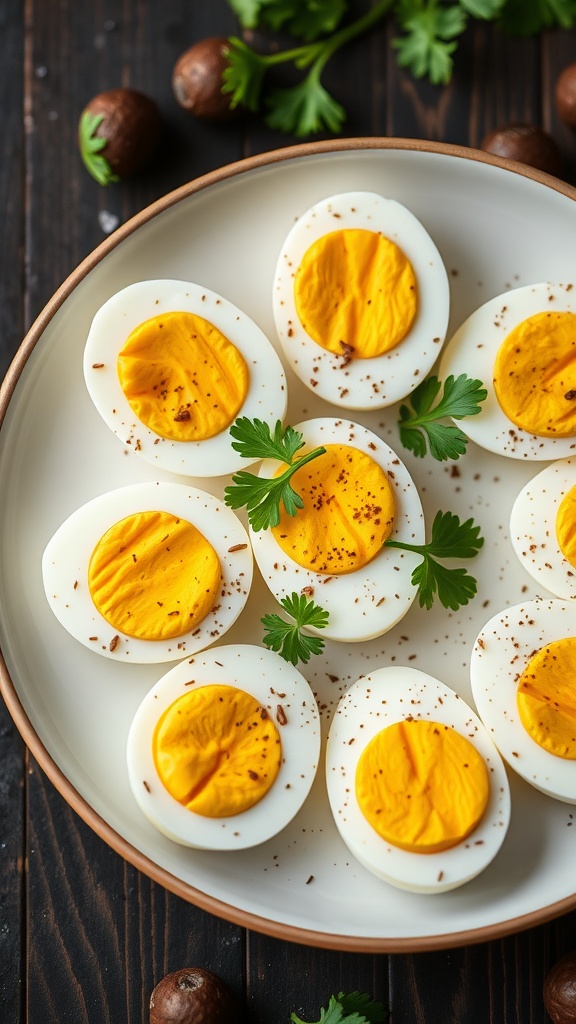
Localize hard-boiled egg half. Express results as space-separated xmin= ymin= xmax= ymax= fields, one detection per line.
xmin=272 ymin=191 xmax=450 ymax=409
xmin=439 ymin=281 xmax=576 ymax=460
xmin=470 ymin=599 xmax=576 ymax=802
xmin=248 ymin=418 xmax=425 ymax=642
xmin=84 ymin=279 xmax=287 ymax=477
xmin=326 ymin=667 xmax=510 ymax=893
xmin=42 ymin=482 xmax=253 ymax=663
xmin=510 ymin=456 xmax=576 ymax=598
xmin=127 ymin=644 xmax=321 ymax=849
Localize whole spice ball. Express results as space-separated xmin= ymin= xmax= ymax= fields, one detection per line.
xmin=78 ymin=88 xmax=162 ymax=185
xmin=172 ymin=37 xmax=237 ymax=121
xmin=556 ymin=64 xmax=576 ymax=126
xmin=149 ymin=967 xmax=241 ymax=1024
xmin=544 ymin=951 xmax=576 ymax=1024
xmin=480 ymin=123 xmax=564 ymax=178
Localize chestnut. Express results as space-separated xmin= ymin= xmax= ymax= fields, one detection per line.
xmin=78 ymin=87 xmax=162 ymax=185
xmin=149 ymin=967 xmax=241 ymax=1024
xmin=544 ymin=950 xmax=576 ymax=1024
xmin=480 ymin=123 xmax=564 ymax=178
xmin=556 ymin=64 xmax=576 ymax=126
xmin=172 ymin=37 xmax=237 ymax=121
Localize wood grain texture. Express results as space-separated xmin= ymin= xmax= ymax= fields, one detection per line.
xmin=2 ymin=1 xmax=576 ymax=1022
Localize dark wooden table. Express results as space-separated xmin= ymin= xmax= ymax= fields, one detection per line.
xmin=2 ymin=3 xmax=576 ymax=1021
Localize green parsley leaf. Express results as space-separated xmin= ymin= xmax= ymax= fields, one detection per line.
xmin=459 ymin=0 xmax=504 ymax=18
xmin=230 ymin=417 xmax=306 ymax=463
xmin=78 ymin=111 xmax=119 ymax=187
xmin=290 ymin=990 xmax=387 ymax=1024
xmin=385 ymin=509 xmax=484 ymax=611
xmin=261 ymin=592 xmax=329 ymax=665
xmin=266 ymin=74 xmax=346 ymax=135
xmin=222 ymin=37 xmax=268 ymax=111
xmin=393 ymin=0 xmax=468 ymax=84
xmin=498 ymin=0 xmax=576 ymax=35
xmin=223 ymin=418 xmax=326 ymax=531
xmin=247 ymin=0 xmax=347 ymax=40
xmin=398 ymin=374 xmax=487 ymax=461
xmin=227 ymin=0 xmax=264 ymax=29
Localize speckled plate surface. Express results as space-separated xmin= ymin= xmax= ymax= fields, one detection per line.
xmin=1 ymin=139 xmax=576 ymax=951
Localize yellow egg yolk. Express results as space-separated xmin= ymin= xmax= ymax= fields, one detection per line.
xmin=88 ymin=510 xmax=221 ymax=641
xmin=293 ymin=228 xmax=418 ymax=360
xmin=153 ymin=684 xmax=282 ymax=817
xmin=556 ymin=486 xmax=576 ymax=568
xmin=517 ymin=637 xmax=576 ymax=758
xmin=493 ymin=311 xmax=576 ymax=437
xmin=117 ymin=311 xmax=250 ymax=441
xmin=355 ymin=719 xmax=490 ymax=854
xmin=271 ymin=444 xmax=395 ymax=575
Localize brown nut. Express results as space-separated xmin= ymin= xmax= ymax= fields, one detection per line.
xmin=556 ymin=64 xmax=576 ymax=126
xmin=79 ymin=88 xmax=162 ymax=184
xmin=149 ymin=967 xmax=241 ymax=1024
xmin=172 ymin=37 xmax=237 ymax=121
xmin=480 ymin=123 xmax=564 ymax=178
xmin=544 ymin=951 xmax=576 ymax=1024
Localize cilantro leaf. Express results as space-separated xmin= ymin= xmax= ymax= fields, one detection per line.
xmin=228 ymin=0 xmax=346 ymax=38
xmin=459 ymin=0 xmax=504 ymax=17
xmin=398 ymin=374 xmax=487 ymax=461
xmin=229 ymin=417 xmax=305 ymax=463
xmin=78 ymin=111 xmax=119 ymax=187
xmin=290 ymin=989 xmax=387 ymax=1024
xmin=385 ymin=509 xmax=484 ymax=611
xmin=222 ymin=37 xmax=268 ymax=111
xmin=393 ymin=0 xmax=468 ymax=84
xmin=266 ymin=74 xmax=346 ymax=136
xmin=261 ymin=592 xmax=329 ymax=665
xmin=498 ymin=0 xmax=576 ymax=34
xmin=223 ymin=418 xmax=326 ymax=531
xmin=339 ymin=991 xmax=387 ymax=1022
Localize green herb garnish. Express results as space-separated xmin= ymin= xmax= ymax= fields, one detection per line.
xmin=398 ymin=374 xmax=487 ymax=461
xmin=223 ymin=0 xmax=576 ymax=136
xmin=261 ymin=592 xmax=329 ymax=665
xmin=78 ymin=111 xmax=119 ymax=187
xmin=385 ymin=509 xmax=484 ymax=610
xmin=290 ymin=989 xmax=387 ymax=1024
xmin=223 ymin=418 xmax=326 ymax=531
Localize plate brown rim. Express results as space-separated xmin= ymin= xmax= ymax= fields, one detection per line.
xmin=1 ymin=136 xmax=576 ymax=952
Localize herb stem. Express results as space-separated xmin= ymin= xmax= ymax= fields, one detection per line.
xmin=277 ymin=445 xmax=326 ymax=477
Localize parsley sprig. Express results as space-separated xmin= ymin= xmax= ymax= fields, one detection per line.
xmin=398 ymin=374 xmax=487 ymax=461
xmin=78 ymin=111 xmax=119 ymax=187
xmin=224 ymin=418 xmax=326 ymax=531
xmin=224 ymin=0 xmax=576 ymax=136
xmin=290 ymin=989 xmax=387 ymax=1024
xmin=385 ymin=509 xmax=484 ymax=610
xmin=262 ymin=592 xmax=329 ymax=665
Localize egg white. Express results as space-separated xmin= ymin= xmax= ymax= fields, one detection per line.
xmin=439 ymin=281 xmax=576 ymax=460
xmin=42 ymin=482 xmax=253 ymax=664
xmin=325 ymin=667 xmax=510 ymax=893
xmin=510 ymin=457 xmax=576 ymax=598
xmin=83 ymin=279 xmax=287 ymax=477
xmin=272 ymin=191 xmax=450 ymax=410
xmin=249 ymin=418 xmax=425 ymax=643
xmin=126 ymin=644 xmax=321 ymax=849
xmin=470 ymin=599 xmax=576 ymax=802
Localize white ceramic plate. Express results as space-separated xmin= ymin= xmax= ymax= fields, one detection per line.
xmin=2 ymin=139 xmax=576 ymax=952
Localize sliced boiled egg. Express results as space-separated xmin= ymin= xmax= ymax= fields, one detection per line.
xmin=42 ymin=482 xmax=252 ymax=663
xmin=326 ymin=667 xmax=510 ymax=893
xmin=510 ymin=456 xmax=576 ymax=598
xmin=272 ymin=191 xmax=450 ymax=409
xmin=249 ymin=418 xmax=425 ymax=642
xmin=126 ymin=644 xmax=321 ymax=849
xmin=470 ymin=599 xmax=576 ymax=802
xmin=439 ymin=281 xmax=576 ymax=460
xmin=84 ymin=279 xmax=287 ymax=477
